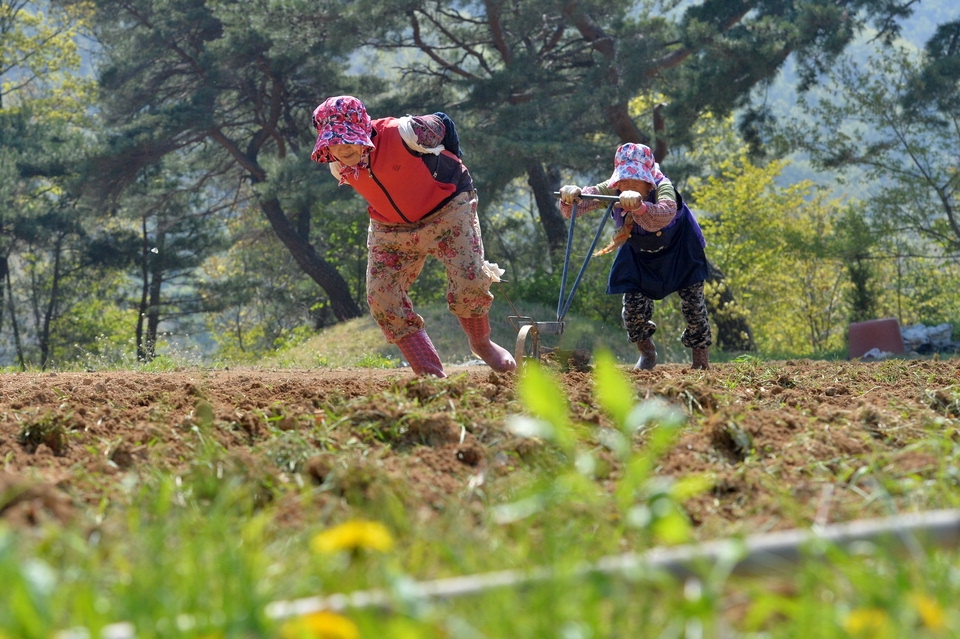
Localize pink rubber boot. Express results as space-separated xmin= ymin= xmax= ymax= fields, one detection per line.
xmin=458 ymin=315 xmax=517 ymax=373
xmin=395 ymin=329 xmax=446 ymax=377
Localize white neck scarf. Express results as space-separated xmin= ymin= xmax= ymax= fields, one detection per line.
xmin=397 ymin=116 xmax=444 ymax=155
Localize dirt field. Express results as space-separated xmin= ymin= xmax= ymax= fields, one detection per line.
xmin=1 ymin=357 xmax=957 ymax=538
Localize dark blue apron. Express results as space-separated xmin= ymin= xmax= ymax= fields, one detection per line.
xmin=606 ymin=192 xmax=708 ymax=300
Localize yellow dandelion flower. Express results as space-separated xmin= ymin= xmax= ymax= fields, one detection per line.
xmin=843 ymin=607 xmax=890 ymax=636
xmin=910 ymin=593 xmax=946 ymax=631
xmin=279 ymin=611 xmax=361 ymax=639
xmin=310 ymin=520 xmax=395 ymax=554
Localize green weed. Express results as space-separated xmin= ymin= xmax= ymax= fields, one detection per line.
xmin=17 ymin=413 xmax=74 ymax=455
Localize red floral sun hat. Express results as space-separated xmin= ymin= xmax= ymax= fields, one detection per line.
xmin=607 ymin=143 xmax=664 ymax=188
xmin=310 ymin=96 xmax=375 ymax=163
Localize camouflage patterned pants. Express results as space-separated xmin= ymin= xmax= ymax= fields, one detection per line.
xmin=622 ymin=281 xmax=713 ymax=349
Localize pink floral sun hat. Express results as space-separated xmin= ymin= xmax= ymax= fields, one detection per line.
xmin=310 ymin=95 xmax=375 ymax=163
xmin=607 ymin=143 xmax=664 ymax=188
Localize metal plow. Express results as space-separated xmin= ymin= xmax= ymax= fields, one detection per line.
xmin=508 ymin=193 xmax=619 ymax=366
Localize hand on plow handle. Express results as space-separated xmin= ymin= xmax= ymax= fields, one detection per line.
xmin=555 ymin=190 xmax=622 ymax=206
xmin=558 ymin=185 xmax=582 ymax=204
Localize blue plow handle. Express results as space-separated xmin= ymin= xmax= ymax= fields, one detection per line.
xmin=553 ymin=192 xmax=616 ymax=323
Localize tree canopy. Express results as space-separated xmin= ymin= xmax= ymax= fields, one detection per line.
xmin=3 ymin=0 xmax=957 ymax=367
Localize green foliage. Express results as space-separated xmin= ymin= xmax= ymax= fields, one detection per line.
xmin=203 ymin=201 xmax=337 ymax=361
xmin=17 ymin=413 xmax=72 ymax=456
xmin=833 ymin=205 xmax=884 ymax=322
xmin=782 ymin=40 xmax=960 ymax=329
xmin=352 ymin=353 xmax=395 ymax=369
xmin=67 ymin=334 xmax=210 ymax=372
xmin=0 ymin=116 xmax=123 ymax=368
xmin=501 ymin=353 xmax=701 ymax=545
xmin=0 ymin=0 xmax=949 ymax=371
xmin=0 ymin=0 xmax=96 ymax=117
xmin=46 ymin=279 xmax=138 ymax=368
xmin=691 ymin=152 xmax=854 ymax=356
xmin=913 ymin=19 xmax=960 ymax=115
xmin=0 ymin=528 xmax=59 ymax=639
xmin=0 ymin=3 xmax=121 ymax=370
xmin=0 ymin=0 xmax=947 ymax=368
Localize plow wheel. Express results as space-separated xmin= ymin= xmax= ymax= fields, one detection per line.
xmin=514 ymin=321 xmax=541 ymax=365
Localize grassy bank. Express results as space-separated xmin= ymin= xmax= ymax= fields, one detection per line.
xmin=271 ymin=300 xmax=703 ymax=370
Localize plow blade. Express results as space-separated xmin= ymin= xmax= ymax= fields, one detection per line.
xmin=508 ymin=317 xmax=589 ymax=370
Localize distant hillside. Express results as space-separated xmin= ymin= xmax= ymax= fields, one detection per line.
xmin=770 ymin=0 xmax=956 ymax=191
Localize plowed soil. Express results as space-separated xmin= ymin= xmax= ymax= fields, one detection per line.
xmin=2 ymin=358 xmax=958 ymax=539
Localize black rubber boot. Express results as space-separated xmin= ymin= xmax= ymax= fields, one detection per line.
xmin=691 ymin=347 xmax=709 ymax=370
xmin=635 ymin=338 xmax=657 ymax=370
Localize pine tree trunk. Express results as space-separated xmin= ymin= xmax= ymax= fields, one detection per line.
xmin=259 ymin=197 xmax=363 ymax=322
xmin=526 ymin=162 xmax=568 ymax=256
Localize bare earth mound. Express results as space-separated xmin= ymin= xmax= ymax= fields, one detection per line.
xmin=1 ymin=358 xmax=957 ymax=538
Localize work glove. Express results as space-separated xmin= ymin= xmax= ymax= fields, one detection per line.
xmin=559 ymin=185 xmax=582 ymax=204
xmin=619 ymin=190 xmax=645 ymax=212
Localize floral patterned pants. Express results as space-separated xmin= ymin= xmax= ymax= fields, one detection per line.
xmin=366 ymin=191 xmax=495 ymax=343
xmin=622 ymin=281 xmax=713 ymax=349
